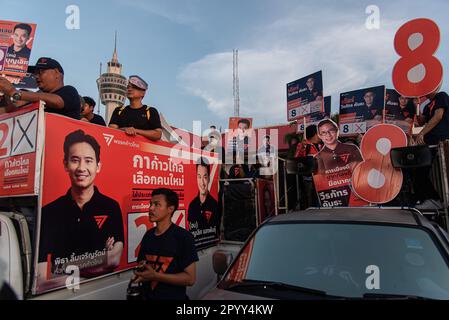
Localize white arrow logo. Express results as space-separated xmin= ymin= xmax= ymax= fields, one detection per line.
xmin=103 ymin=134 xmax=114 ymax=146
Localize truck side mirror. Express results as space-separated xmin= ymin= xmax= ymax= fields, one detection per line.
xmin=212 ymin=250 xmax=233 ymax=276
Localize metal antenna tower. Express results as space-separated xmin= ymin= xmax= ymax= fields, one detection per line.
xmin=97 ymin=62 xmax=103 ymax=114
xmin=233 ymin=49 xmax=240 ymax=117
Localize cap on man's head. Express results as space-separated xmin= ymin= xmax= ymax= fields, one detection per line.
xmin=128 ymin=75 xmax=148 ymax=90
xmin=83 ymin=96 xmax=96 ymax=108
xmin=28 ymin=57 xmax=64 ymax=74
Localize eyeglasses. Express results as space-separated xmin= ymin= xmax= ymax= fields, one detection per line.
xmin=319 ymin=129 xmax=337 ymax=136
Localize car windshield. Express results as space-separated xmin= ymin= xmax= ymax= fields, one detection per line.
xmin=220 ymin=223 xmax=449 ymax=299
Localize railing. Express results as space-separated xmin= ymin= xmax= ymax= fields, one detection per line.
xmin=432 ymin=142 xmax=449 ymax=230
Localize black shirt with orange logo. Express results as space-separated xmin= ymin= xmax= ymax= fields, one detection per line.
xmin=137 ymin=224 xmax=199 ymax=300
xmin=315 ymin=142 xmax=363 ymax=175
xmin=188 ymin=193 xmax=220 ymax=249
xmin=38 ymin=187 xmax=124 ymax=273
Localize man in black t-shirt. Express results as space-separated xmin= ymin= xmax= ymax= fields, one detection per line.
xmin=304 ymin=77 xmax=323 ymax=103
xmin=81 ymin=96 xmax=106 ymax=126
xmin=412 ymin=91 xmax=449 ymax=209
xmin=109 ymin=75 xmax=162 ymax=141
xmin=0 ymin=57 xmax=80 ymax=119
xmin=188 ymin=159 xmax=220 ymax=249
xmin=417 ymin=91 xmax=449 ymax=145
xmin=134 ymin=188 xmax=198 ymax=300
xmin=355 ymin=91 xmax=382 ymax=121
xmin=37 ymin=130 xmax=124 ymax=291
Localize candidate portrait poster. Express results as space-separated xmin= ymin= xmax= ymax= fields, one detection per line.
xmin=226 ymin=117 xmax=254 ymax=160
xmin=384 ymin=89 xmax=415 ymax=134
xmin=287 ymin=71 xmax=324 ymax=122
xmin=339 ymin=85 xmax=385 ymax=136
xmin=33 ymin=114 xmax=219 ymax=294
xmin=312 ymin=119 xmax=368 ymax=207
xmin=297 ymin=96 xmax=331 ymax=133
xmin=0 ymin=20 xmax=37 ymax=85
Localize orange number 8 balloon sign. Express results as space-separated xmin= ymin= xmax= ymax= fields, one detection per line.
xmin=351 ymin=124 xmax=407 ymax=204
xmin=392 ymin=18 xmax=443 ymax=97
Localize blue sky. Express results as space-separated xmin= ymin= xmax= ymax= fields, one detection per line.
xmin=3 ymin=0 xmax=449 ymax=133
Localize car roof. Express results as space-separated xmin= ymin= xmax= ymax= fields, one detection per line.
xmin=267 ymin=207 xmax=428 ymax=226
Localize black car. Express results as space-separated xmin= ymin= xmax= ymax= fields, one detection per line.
xmin=203 ymin=208 xmax=449 ymax=300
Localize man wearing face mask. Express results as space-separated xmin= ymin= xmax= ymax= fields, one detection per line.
xmin=0 ymin=57 xmax=80 ymax=119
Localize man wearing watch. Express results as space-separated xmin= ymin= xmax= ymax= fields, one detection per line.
xmin=0 ymin=57 xmax=80 ymax=120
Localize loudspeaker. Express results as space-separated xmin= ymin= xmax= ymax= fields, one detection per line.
xmin=222 ymin=180 xmax=257 ymax=242
xmin=390 ymin=145 xmax=432 ymax=169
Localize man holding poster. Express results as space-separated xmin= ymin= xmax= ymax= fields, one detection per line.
xmin=37 ymin=130 xmax=124 ymax=290
xmin=313 ymin=119 xmax=365 ymax=207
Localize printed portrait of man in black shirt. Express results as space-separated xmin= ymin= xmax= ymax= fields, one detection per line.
xmin=37 ymin=130 xmax=124 ymax=291
xmin=355 ymin=90 xmax=383 ymax=121
xmin=6 ymin=23 xmax=32 ymax=59
xmin=187 ymin=158 xmax=220 ymax=249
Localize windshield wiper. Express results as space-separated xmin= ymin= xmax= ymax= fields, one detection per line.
xmin=228 ymin=279 xmax=330 ymax=296
xmin=363 ymin=293 xmax=432 ymax=300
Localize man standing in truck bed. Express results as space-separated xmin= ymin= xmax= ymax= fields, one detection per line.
xmin=109 ymin=75 xmax=162 ymax=141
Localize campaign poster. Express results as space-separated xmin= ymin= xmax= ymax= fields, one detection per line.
xmin=312 ymin=119 xmax=368 ymax=207
xmin=384 ymin=89 xmax=415 ymax=134
xmin=0 ymin=20 xmax=37 ymax=78
xmin=225 ymin=238 xmax=255 ymax=283
xmin=287 ymin=71 xmax=324 ymax=122
xmin=339 ymin=85 xmax=385 ymax=136
xmin=33 ymin=114 xmax=219 ymax=294
xmin=297 ymin=96 xmax=331 ymax=133
xmin=226 ymin=117 xmax=254 ymax=161
xmin=187 ymin=155 xmax=222 ymax=250
xmin=0 ymin=102 xmax=44 ymax=196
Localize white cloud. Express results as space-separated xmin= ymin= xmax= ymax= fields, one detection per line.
xmin=178 ymin=11 xmax=402 ymax=126
xmin=114 ymin=0 xmax=198 ymax=26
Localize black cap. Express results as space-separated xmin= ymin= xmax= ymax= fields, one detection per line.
xmin=28 ymin=57 xmax=64 ymax=74
xmin=83 ymin=96 xmax=96 ymax=108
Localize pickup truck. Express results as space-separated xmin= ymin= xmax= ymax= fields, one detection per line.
xmin=0 ymin=207 xmax=242 ymax=299
xmin=0 ymin=102 xmax=255 ymax=300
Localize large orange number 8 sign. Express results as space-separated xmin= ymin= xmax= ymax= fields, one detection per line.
xmin=392 ymin=18 xmax=443 ymax=97
xmin=352 ymin=124 xmax=407 ymax=204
